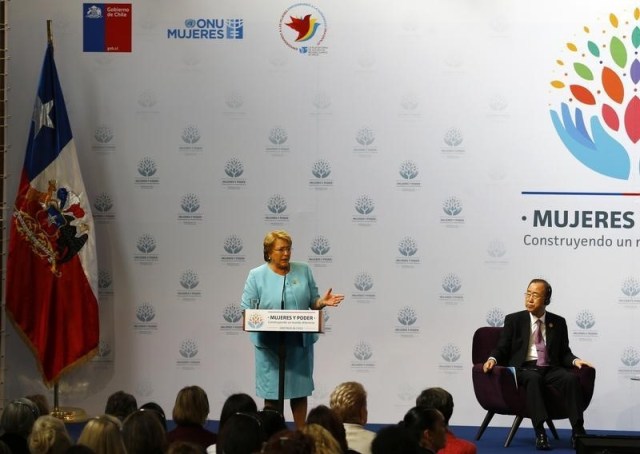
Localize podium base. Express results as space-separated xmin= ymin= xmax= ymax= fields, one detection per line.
xmin=51 ymin=406 xmax=90 ymax=423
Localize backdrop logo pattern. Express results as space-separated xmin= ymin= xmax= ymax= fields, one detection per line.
xmin=222 ymin=157 xmax=246 ymax=189
xmin=179 ymin=124 xmax=203 ymax=154
xmin=266 ymin=126 xmax=290 ymax=154
xmin=93 ymin=192 xmax=115 ymax=223
xmin=440 ymin=343 xmax=463 ymax=373
xmin=572 ymin=310 xmax=598 ymax=341
xmin=177 ymin=339 xmax=200 ymax=368
xmin=485 ymin=239 xmax=508 ymax=268
xmin=308 ymin=235 xmax=333 ymax=267
xmin=93 ymin=124 xmax=116 ymax=152
xmin=353 ymin=194 xmax=377 ymax=225
xmin=440 ymin=196 xmax=465 ymax=227
xmin=93 ymin=340 xmax=112 ymax=363
xmin=178 ymin=193 xmax=203 ymax=224
xmin=486 ymin=308 xmax=505 ymax=327
xmin=352 ymin=271 xmax=375 ymax=303
xmin=177 ymin=269 xmax=202 ymax=301
xmin=279 ymin=3 xmax=328 ymax=56
xmin=441 ymin=127 xmax=465 ymax=157
xmin=221 ymin=234 xmax=246 ymax=266
xmin=135 ymin=157 xmax=159 ymax=188
xmin=134 ymin=233 xmax=159 ymax=264
xmin=440 ymin=273 xmax=464 ymax=304
xmin=134 ymin=302 xmax=158 ymax=334
xmin=619 ymin=276 xmax=640 ymax=306
xmin=220 ymin=304 xmax=243 ymax=333
xmin=550 ymin=9 xmax=640 ymax=180
xmin=396 ymin=160 xmax=421 ymax=191
xmin=619 ymin=346 xmax=640 ymax=377
xmin=395 ymin=306 xmax=419 ymax=337
xmin=309 ymin=159 xmax=333 ymax=190
xmin=396 ymin=236 xmax=421 ymax=267
xmin=265 ymin=194 xmax=289 ymax=224
xmin=354 ymin=126 xmax=378 ymax=154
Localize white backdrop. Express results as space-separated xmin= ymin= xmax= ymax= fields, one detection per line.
xmin=5 ymin=0 xmax=640 ymax=431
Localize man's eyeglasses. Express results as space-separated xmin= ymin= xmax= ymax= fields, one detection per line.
xmin=524 ymin=292 xmax=543 ymax=300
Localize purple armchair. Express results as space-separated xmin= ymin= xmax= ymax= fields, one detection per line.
xmin=471 ymin=326 xmax=595 ymax=447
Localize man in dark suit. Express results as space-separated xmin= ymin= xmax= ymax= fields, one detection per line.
xmin=482 ymin=278 xmax=594 ymax=451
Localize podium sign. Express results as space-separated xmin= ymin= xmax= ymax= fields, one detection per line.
xmin=243 ymin=309 xmax=323 ymax=333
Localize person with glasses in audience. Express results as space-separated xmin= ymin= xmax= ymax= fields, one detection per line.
xmin=482 ymin=278 xmax=594 ymax=451
xmin=241 ymin=230 xmax=344 ymax=428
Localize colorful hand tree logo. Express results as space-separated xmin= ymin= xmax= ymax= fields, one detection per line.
xmin=550 ymin=9 xmax=640 ymax=180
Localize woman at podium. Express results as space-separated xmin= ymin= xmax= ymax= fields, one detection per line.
xmin=241 ymin=230 xmax=344 ymax=428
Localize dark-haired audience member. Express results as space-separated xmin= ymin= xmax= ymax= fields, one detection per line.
xmin=215 ymin=412 xmax=266 ymax=454
xmin=402 ymin=407 xmax=447 ymax=454
xmin=77 ymin=414 xmax=126 ymax=454
xmin=257 ymin=408 xmax=288 ymax=441
xmin=301 ymin=423 xmax=341 ymax=454
xmin=307 ymin=405 xmax=359 ymax=454
xmin=261 ymin=430 xmax=315 ymax=454
xmin=104 ymin=390 xmax=138 ymax=422
xmin=371 ymin=425 xmax=417 ymax=454
xmin=0 ymin=397 xmax=40 ymax=454
xmin=218 ymin=393 xmax=258 ymax=433
xmin=122 ymin=409 xmax=168 ymax=454
xmin=168 ymin=440 xmax=206 ymax=454
xmin=25 ymin=394 xmax=51 ymax=416
xmin=330 ymin=382 xmax=375 ymax=454
xmin=140 ymin=401 xmax=168 ymax=431
xmin=28 ymin=415 xmax=73 ymax=454
xmin=416 ymin=387 xmax=476 ymax=454
xmin=167 ymin=385 xmax=217 ymax=450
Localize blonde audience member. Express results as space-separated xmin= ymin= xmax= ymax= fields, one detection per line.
xmin=28 ymin=415 xmax=72 ymax=454
xmin=77 ymin=414 xmax=126 ymax=454
xmin=300 ymin=424 xmax=342 ymax=454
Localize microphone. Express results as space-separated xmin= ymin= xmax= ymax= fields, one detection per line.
xmin=281 ymin=274 xmax=286 ymax=310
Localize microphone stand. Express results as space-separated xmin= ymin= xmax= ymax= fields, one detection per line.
xmin=277 ymin=275 xmax=287 ymax=417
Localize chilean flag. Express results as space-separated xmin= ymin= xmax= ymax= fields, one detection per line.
xmin=6 ymin=43 xmax=99 ymax=385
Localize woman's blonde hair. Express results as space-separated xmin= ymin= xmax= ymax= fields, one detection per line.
xmin=172 ymin=385 xmax=210 ymax=426
xmin=28 ymin=415 xmax=72 ymax=454
xmin=77 ymin=414 xmax=126 ymax=454
xmin=300 ymin=424 xmax=342 ymax=454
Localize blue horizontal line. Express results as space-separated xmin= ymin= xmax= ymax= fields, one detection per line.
xmin=521 ymin=191 xmax=640 ymax=196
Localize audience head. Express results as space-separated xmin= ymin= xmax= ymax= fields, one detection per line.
xmin=172 ymin=385 xmax=210 ymax=427
xmin=218 ymin=393 xmax=258 ymax=431
xmin=371 ymin=424 xmax=418 ymax=454
xmin=261 ymin=430 xmax=315 ymax=454
xmin=257 ymin=408 xmax=287 ymax=440
xmin=122 ymin=409 xmax=167 ymax=454
xmin=329 ymin=381 xmax=368 ymax=425
xmin=415 ymin=387 xmax=454 ymax=425
xmin=300 ymin=424 xmax=341 ymax=454
xmin=402 ymin=407 xmax=447 ymax=452
xmin=166 ymin=441 xmax=206 ymax=454
xmin=77 ymin=414 xmax=126 ymax=454
xmin=1 ymin=397 xmax=39 ymax=437
xmin=139 ymin=401 xmax=168 ymax=431
xmin=27 ymin=415 xmax=72 ymax=454
xmin=217 ymin=411 xmax=266 ymax=454
xmin=306 ymin=405 xmax=348 ymax=453
xmin=104 ymin=391 xmax=137 ymax=422
xmin=25 ymin=394 xmax=51 ymax=416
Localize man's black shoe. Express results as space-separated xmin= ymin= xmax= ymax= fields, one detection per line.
xmin=536 ymin=433 xmax=552 ymax=451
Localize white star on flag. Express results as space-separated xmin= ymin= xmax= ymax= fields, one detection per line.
xmin=32 ymin=96 xmax=54 ymax=135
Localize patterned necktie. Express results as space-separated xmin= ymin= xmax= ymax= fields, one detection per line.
xmin=535 ymin=319 xmax=548 ymax=366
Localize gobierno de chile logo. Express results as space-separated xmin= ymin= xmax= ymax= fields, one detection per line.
xmin=279 ymin=3 xmax=327 ymax=54
xmin=550 ymin=8 xmax=640 ymax=180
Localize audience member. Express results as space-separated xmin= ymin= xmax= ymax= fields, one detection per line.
xmin=168 ymin=385 xmax=217 ymax=450
xmin=330 ymin=382 xmax=374 ymax=454
xmin=25 ymin=394 xmax=51 ymax=416
xmin=122 ymin=409 xmax=168 ymax=454
xmin=371 ymin=424 xmax=417 ymax=454
xmin=416 ymin=387 xmax=476 ymax=454
xmin=77 ymin=414 xmax=126 ymax=454
xmin=140 ymin=401 xmax=168 ymax=431
xmin=402 ymin=407 xmax=447 ymax=454
xmin=300 ymin=423 xmax=341 ymax=454
xmin=168 ymin=440 xmax=207 ymax=454
xmin=215 ymin=412 xmax=266 ymax=454
xmin=218 ymin=393 xmax=258 ymax=433
xmin=261 ymin=430 xmax=315 ymax=454
xmin=104 ymin=390 xmax=138 ymax=422
xmin=0 ymin=440 xmax=11 ymax=454
xmin=0 ymin=397 xmax=40 ymax=454
xmin=306 ymin=405 xmax=357 ymax=454
xmin=257 ymin=408 xmax=288 ymax=440
xmin=28 ymin=415 xmax=73 ymax=454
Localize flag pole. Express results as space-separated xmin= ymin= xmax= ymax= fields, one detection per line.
xmin=47 ymin=19 xmax=53 ymax=48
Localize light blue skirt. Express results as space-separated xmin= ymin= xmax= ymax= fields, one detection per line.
xmin=254 ymin=335 xmax=314 ymax=400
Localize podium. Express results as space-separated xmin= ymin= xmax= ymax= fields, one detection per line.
xmin=243 ymin=309 xmax=323 ymax=416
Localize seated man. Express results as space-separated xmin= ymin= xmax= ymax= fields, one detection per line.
xmin=482 ymin=278 xmax=594 ymax=451
xmin=416 ymin=387 xmax=476 ymax=454
xmin=330 ymin=381 xmax=375 ymax=454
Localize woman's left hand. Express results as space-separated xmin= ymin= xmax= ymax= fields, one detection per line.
xmin=320 ymin=288 xmax=345 ymax=307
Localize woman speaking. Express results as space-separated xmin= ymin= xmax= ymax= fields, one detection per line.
xmin=241 ymin=230 xmax=344 ymax=428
